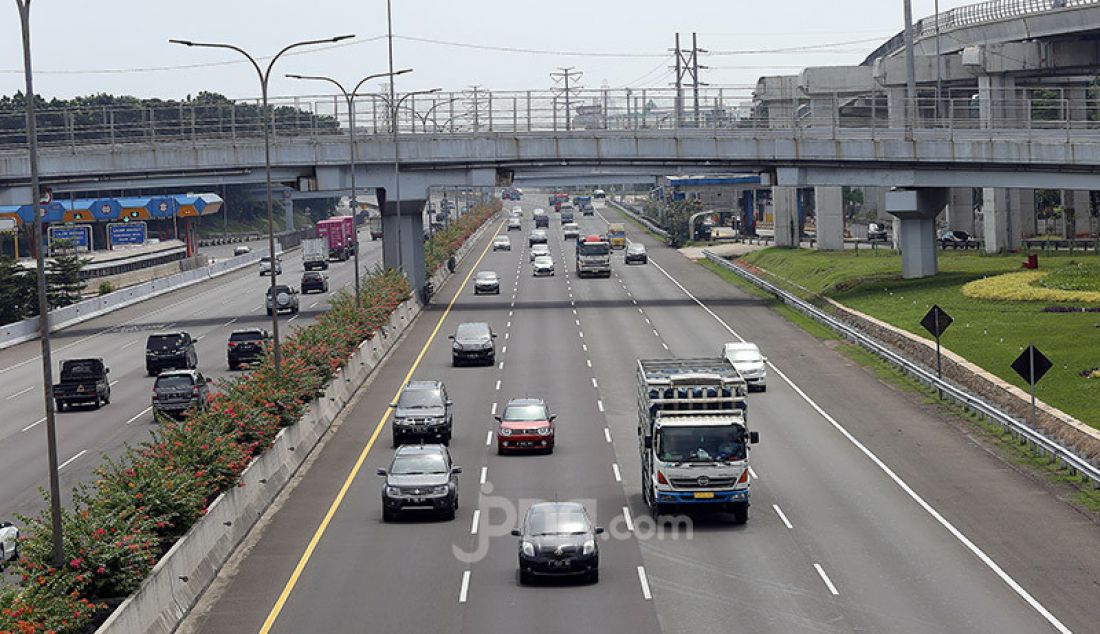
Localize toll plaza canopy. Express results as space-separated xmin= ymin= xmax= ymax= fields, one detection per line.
xmin=0 ymin=193 xmax=223 ymax=226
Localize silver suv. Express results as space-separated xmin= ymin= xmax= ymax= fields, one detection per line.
xmin=266 ymin=284 xmax=299 ymax=315
xmin=152 ymin=369 xmax=210 ymax=419
xmin=391 ymin=380 xmax=453 ymax=446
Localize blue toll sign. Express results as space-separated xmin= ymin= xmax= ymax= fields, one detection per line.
xmin=108 ymin=222 xmax=147 ymax=246
xmin=48 ymin=225 xmax=91 ymax=251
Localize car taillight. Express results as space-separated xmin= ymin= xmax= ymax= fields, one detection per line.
xmin=738 ymin=469 xmax=749 ymax=484
xmin=228 ymin=341 xmax=238 ymax=348
xmin=656 ymin=471 xmax=668 ymax=485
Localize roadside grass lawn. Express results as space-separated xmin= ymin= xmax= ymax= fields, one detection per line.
xmin=739 ymin=248 xmax=1100 ymax=428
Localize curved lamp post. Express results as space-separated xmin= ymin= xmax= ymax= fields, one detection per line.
xmin=169 ymin=34 xmax=354 ymax=372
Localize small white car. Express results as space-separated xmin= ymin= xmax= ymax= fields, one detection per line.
xmin=234 ymin=245 xmax=252 ymax=256
xmin=0 ymin=521 xmax=18 ymax=567
xmin=722 ymin=342 xmax=768 ymax=391
xmin=507 ymin=217 xmax=523 ymax=231
xmin=532 ymin=255 xmax=555 ymax=277
xmin=474 ymin=271 xmax=500 ymax=295
xmin=529 ymin=244 xmax=551 ymax=261
xmin=259 ymin=255 xmax=282 ymax=276
xmin=511 ymin=206 xmax=524 ymax=217
xmin=562 ymin=223 xmax=580 ymax=239
xmin=493 ymin=236 xmax=512 ymax=251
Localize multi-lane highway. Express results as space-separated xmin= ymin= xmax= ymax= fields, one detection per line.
xmin=0 ymin=231 xmax=382 ymax=524
xmin=180 ymin=199 xmax=1100 ymax=634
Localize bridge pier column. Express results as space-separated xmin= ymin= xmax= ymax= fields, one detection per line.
xmin=1019 ymin=189 xmax=1037 ymax=238
xmin=947 ymin=188 xmax=975 ymax=234
xmin=378 ymin=188 xmax=427 ymax=297
xmin=886 ymin=188 xmax=947 ymax=279
xmin=982 ymin=188 xmax=1023 ymax=253
xmin=886 ymin=88 xmax=907 ymax=128
xmin=1062 ymin=190 xmax=1090 ymax=239
xmin=978 ymin=75 xmax=1022 ymax=128
xmin=814 ymin=186 xmax=845 ymax=250
xmin=772 ymin=186 xmax=800 ymax=247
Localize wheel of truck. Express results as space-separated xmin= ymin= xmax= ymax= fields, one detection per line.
xmin=731 ymin=502 xmax=749 ymax=524
xmin=55 ymin=400 xmax=64 ymax=413
xmin=392 ymin=431 xmax=402 ymax=448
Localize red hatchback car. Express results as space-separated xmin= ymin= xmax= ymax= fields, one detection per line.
xmin=496 ymin=398 xmax=555 ymax=454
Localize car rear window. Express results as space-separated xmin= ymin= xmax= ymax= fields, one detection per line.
xmin=147 ymin=334 xmax=185 ymax=350
xmin=60 ymin=360 xmax=102 ymax=379
xmin=155 ymin=374 xmax=194 ymax=389
xmin=230 ymin=331 xmax=264 ymax=342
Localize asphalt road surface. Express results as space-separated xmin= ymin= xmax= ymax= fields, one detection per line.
xmin=184 ymin=200 xmax=1100 ymax=634
xmin=0 ymin=230 xmax=382 ymax=527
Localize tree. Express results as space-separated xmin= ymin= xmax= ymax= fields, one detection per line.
xmin=0 ymin=257 xmax=35 ymax=323
xmin=46 ymin=240 xmax=89 ymax=309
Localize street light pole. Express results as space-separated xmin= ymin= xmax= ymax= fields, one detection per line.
xmin=170 ymin=34 xmax=354 ymax=372
xmin=903 ymin=0 xmax=918 ymax=132
xmin=16 ymin=0 xmax=64 ymax=569
xmin=287 ymin=69 xmax=411 ymax=305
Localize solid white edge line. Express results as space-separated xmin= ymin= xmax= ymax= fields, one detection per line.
xmin=622 ymin=506 xmax=634 ymax=532
xmin=126 ymin=406 xmax=152 ymax=425
xmin=637 ymin=566 xmax=652 ymax=600
xmin=773 ymin=504 xmax=794 ymax=529
xmin=634 ymin=219 xmax=1070 ymax=632
xmin=814 ymin=563 xmax=840 ymax=596
xmin=485 ymin=430 xmax=493 ymax=446
xmin=22 ymin=417 xmax=46 ymax=432
xmin=458 ymin=570 xmax=471 ymax=603
xmin=604 ymin=428 xmax=612 ymax=443
xmin=479 ymin=466 xmax=488 ymax=485
xmin=470 ymin=509 xmax=481 ymax=535
xmin=58 ymin=449 xmax=87 ymax=471
xmin=612 ymin=463 xmax=622 ymax=482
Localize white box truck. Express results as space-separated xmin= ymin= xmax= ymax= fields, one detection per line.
xmin=637 ymin=358 xmax=758 ymax=523
xmin=302 ymin=237 xmax=329 ymax=271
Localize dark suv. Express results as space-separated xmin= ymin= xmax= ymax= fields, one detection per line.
xmin=450 ymin=322 xmax=496 ymax=366
xmin=391 ymin=380 xmax=454 ymax=446
xmin=145 ymin=332 xmax=197 ymax=376
xmin=301 ymin=271 xmax=329 ymax=294
xmin=227 ymin=328 xmax=269 ymax=370
xmin=377 ymin=444 xmax=462 ymax=522
xmin=152 ymin=369 xmax=211 ymax=419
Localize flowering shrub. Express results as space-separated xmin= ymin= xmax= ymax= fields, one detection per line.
xmin=1 ymin=267 xmax=415 ymax=633
xmin=425 ymin=200 xmax=502 ymax=272
xmin=961 ymin=271 xmax=1100 ymax=304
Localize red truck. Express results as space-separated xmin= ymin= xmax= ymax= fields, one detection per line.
xmin=316 ymin=215 xmax=356 ymax=261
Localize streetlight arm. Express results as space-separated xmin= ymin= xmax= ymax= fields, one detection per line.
xmin=266 ymin=35 xmax=354 ymax=83
xmin=169 ymin=39 xmax=264 ymax=83
xmin=353 ymin=68 xmax=412 ymax=99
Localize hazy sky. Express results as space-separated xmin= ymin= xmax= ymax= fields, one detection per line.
xmin=1 ymin=1 xmax=975 ymax=102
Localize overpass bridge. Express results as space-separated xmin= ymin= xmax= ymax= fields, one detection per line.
xmin=2 ymin=0 xmax=1100 ymax=282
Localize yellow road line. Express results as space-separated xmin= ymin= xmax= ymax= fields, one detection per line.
xmin=260 ymin=217 xmax=507 ymax=633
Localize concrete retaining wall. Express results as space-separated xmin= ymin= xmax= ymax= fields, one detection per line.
xmin=0 ymin=247 xmax=279 ymax=351
xmin=95 ymin=210 xmax=499 ymax=634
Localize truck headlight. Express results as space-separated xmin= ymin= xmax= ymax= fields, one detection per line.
xmin=521 ymin=541 xmax=535 ymax=557
xmin=582 ymin=539 xmax=596 ymax=555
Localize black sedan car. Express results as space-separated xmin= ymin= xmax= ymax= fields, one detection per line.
xmin=512 ymin=502 xmax=603 ymax=584
xmin=377 ymin=444 xmax=462 ymax=521
xmin=939 ymin=230 xmax=977 ymax=249
xmin=301 ymin=270 xmax=329 ymax=294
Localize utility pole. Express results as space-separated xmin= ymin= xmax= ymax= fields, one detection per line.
xmin=550 ymin=67 xmax=583 ymax=131
xmin=934 ymin=0 xmax=943 ymax=119
xmin=671 ymin=33 xmax=706 ymax=128
xmin=466 ymin=85 xmax=485 ymax=132
xmin=903 ymin=0 xmax=918 ymax=133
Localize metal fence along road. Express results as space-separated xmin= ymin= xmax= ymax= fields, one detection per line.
xmin=702 ymin=250 xmax=1100 ymax=489
xmin=3 ymin=88 xmax=1100 ymax=152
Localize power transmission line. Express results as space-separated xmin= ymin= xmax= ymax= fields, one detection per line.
xmin=550 ymin=67 xmax=583 ymax=131
xmin=671 ymin=33 xmax=707 ymax=127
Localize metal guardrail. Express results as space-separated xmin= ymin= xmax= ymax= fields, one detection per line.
xmin=702 ymin=249 xmax=1100 ymax=486
xmin=607 ymin=200 xmax=669 ymax=239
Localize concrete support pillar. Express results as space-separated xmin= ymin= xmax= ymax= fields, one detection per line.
xmin=766 ymin=101 xmax=795 ymax=128
xmin=1062 ymin=190 xmax=1090 ymax=239
xmin=772 ymin=186 xmax=800 ymax=247
xmin=814 ymin=186 xmax=845 ymax=250
xmin=886 ymin=188 xmax=947 ymax=279
xmin=809 ymin=97 xmax=836 ymax=128
xmin=978 ymin=74 xmax=1020 ymax=128
xmin=982 ymin=188 xmax=1023 ymax=253
xmin=1019 ymin=189 xmax=1037 ymax=238
xmin=378 ymin=188 xmax=427 ymax=295
xmin=947 ymin=188 xmax=975 ymax=234
xmin=1066 ymin=86 xmax=1089 ymax=125
xmin=886 ymin=87 xmax=907 ymax=128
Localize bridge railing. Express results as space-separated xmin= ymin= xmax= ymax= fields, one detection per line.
xmin=867 ymin=0 xmax=1100 ymax=62
xmin=2 ymin=87 xmax=1100 ymax=150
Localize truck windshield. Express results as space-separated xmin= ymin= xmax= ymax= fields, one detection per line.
xmin=657 ymin=426 xmax=745 ymax=463
xmin=578 ymin=243 xmax=610 ymax=256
